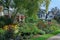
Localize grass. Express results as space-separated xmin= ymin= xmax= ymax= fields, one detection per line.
xmin=52 ymin=30 xmax=60 ymax=35
xmin=30 ymin=34 xmax=54 ymax=40
xmin=30 ymin=30 xmax=60 ymax=40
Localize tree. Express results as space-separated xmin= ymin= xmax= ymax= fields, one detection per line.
xmin=45 ymin=0 xmax=50 ymax=13
xmin=0 ymin=0 xmax=50 ymax=23
xmin=51 ymin=7 xmax=60 ymax=23
xmin=2 ymin=0 xmax=10 ymax=15
xmin=0 ymin=0 xmax=15 ymax=18
xmin=13 ymin=0 xmax=50 ymax=23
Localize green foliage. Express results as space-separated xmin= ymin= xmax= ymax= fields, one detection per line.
xmin=54 ymin=17 xmax=60 ymax=23
xmin=50 ymin=26 xmax=59 ymax=32
xmin=0 ymin=21 xmax=5 ymax=28
xmin=45 ymin=0 xmax=50 ymax=13
xmin=31 ymin=34 xmax=54 ymax=40
xmin=43 ymin=24 xmax=60 ymax=34
xmin=4 ymin=29 xmax=14 ymax=40
xmin=18 ymin=23 xmax=40 ymax=34
xmin=25 ymin=17 xmax=38 ymax=23
xmin=13 ymin=0 xmax=50 ymax=23
xmin=39 ymin=30 xmax=45 ymax=35
xmin=37 ymin=20 xmax=47 ymax=30
xmin=0 ymin=28 xmax=6 ymax=40
xmin=3 ymin=0 xmax=10 ymax=7
xmin=52 ymin=30 xmax=60 ymax=35
xmin=37 ymin=19 xmax=60 ymax=34
xmin=0 ymin=28 xmax=5 ymax=35
xmin=13 ymin=23 xmax=41 ymax=40
xmin=0 ymin=28 xmax=14 ymax=40
xmin=48 ymin=21 xmax=60 ymax=34
xmin=0 ymin=16 xmax=13 ymax=28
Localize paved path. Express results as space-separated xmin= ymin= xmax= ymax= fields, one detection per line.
xmin=47 ymin=34 xmax=60 ymax=40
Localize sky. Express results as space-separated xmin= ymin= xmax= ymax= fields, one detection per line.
xmin=48 ymin=0 xmax=60 ymax=11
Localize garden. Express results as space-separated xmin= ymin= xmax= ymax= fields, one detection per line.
xmin=0 ymin=0 xmax=60 ymax=40
xmin=0 ymin=15 xmax=60 ymax=40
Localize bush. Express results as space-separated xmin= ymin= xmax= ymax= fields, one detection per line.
xmin=0 ymin=16 xmax=13 ymax=28
xmin=39 ymin=30 xmax=45 ymax=35
xmin=0 ymin=28 xmax=6 ymax=40
xmin=18 ymin=23 xmax=40 ymax=34
xmin=0 ymin=29 xmax=15 ymax=40
xmin=4 ymin=29 xmax=14 ymax=40
xmin=37 ymin=19 xmax=60 ymax=34
xmin=37 ymin=20 xmax=49 ymax=34
xmin=48 ymin=22 xmax=60 ymax=34
xmin=13 ymin=23 xmax=41 ymax=40
xmin=37 ymin=20 xmax=47 ymax=30
xmin=54 ymin=16 xmax=60 ymax=23
xmin=0 ymin=21 xmax=5 ymax=28
xmin=42 ymin=24 xmax=59 ymax=34
xmin=52 ymin=30 xmax=60 ymax=35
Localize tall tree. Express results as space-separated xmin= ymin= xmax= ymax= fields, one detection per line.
xmin=13 ymin=0 xmax=50 ymax=22
xmin=46 ymin=0 xmax=50 ymax=13
xmin=1 ymin=0 xmax=12 ymax=17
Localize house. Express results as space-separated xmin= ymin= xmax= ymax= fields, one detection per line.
xmin=0 ymin=6 xmax=15 ymax=17
xmin=4 ymin=7 xmax=15 ymax=15
xmin=38 ymin=9 xmax=54 ymax=21
xmin=38 ymin=9 xmax=46 ymax=20
xmin=51 ymin=7 xmax=60 ymax=20
xmin=0 ymin=0 xmax=15 ymax=16
xmin=47 ymin=11 xmax=54 ymax=20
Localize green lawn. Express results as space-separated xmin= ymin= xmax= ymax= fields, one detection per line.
xmin=30 ymin=30 xmax=60 ymax=40
xmin=30 ymin=34 xmax=54 ymax=40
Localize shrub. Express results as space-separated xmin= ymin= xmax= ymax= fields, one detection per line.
xmin=48 ymin=23 xmax=60 ymax=34
xmin=18 ymin=23 xmax=40 ymax=34
xmin=4 ymin=26 xmax=14 ymax=40
xmin=37 ymin=19 xmax=60 ymax=34
xmin=0 ymin=28 xmax=6 ymax=40
xmin=0 ymin=16 xmax=13 ymax=28
xmin=52 ymin=30 xmax=60 ymax=35
xmin=39 ymin=30 xmax=45 ymax=35
xmin=0 ymin=21 xmax=5 ymax=28
xmin=54 ymin=16 xmax=60 ymax=23
xmin=37 ymin=20 xmax=47 ymax=30
xmin=13 ymin=23 xmax=41 ymax=39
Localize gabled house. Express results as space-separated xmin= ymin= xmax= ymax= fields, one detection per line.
xmin=38 ymin=9 xmax=54 ymax=21
xmin=47 ymin=11 xmax=54 ymax=20
xmin=38 ymin=9 xmax=46 ymax=20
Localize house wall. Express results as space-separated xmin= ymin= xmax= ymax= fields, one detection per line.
xmin=0 ymin=6 xmax=4 ymax=16
xmin=0 ymin=12 xmax=4 ymax=16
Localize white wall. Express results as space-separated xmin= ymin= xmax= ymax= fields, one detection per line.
xmin=0 ymin=12 xmax=4 ymax=16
